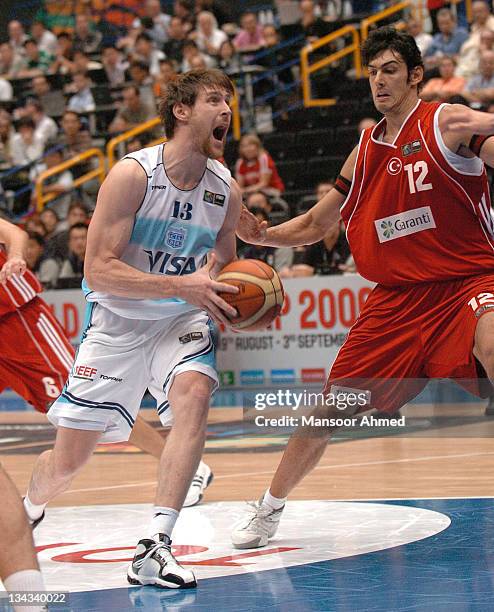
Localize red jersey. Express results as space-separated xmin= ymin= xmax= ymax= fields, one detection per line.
xmin=235 ymin=151 xmax=285 ymax=193
xmin=341 ymin=100 xmax=494 ymax=286
xmin=0 ymin=250 xmax=42 ymax=317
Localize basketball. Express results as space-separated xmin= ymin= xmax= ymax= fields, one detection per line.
xmin=217 ymin=259 xmax=285 ymax=331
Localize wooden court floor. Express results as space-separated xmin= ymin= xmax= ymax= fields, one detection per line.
xmin=1 ymin=402 xmax=494 ymax=506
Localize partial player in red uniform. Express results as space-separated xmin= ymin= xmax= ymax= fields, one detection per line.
xmin=232 ymin=26 xmax=494 ymax=548
xmin=0 ymin=219 xmax=46 ymax=607
xmin=0 ymin=219 xmax=212 ymax=507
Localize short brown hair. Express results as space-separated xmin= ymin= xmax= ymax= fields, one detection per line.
xmin=159 ymin=68 xmax=234 ymax=138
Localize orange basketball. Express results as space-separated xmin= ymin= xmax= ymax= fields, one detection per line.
xmin=217 ymin=259 xmax=285 ymax=331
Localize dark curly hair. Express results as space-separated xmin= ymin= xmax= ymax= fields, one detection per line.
xmin=362 ymin=26 xmax=424 ymax=87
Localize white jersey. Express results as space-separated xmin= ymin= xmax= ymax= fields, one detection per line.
xmin=83 ymin=143 xmax=231 ymax=319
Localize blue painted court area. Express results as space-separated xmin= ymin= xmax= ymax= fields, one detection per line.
xmin=15 ymin=498 xmax=493 ymax=612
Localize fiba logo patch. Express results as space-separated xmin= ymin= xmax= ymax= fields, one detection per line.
xmin=166 ymin=227 xmax=187 ymax=249
xmin=387 ymin=157 xmax=402 ymax=175
xmin=380 ymin=220 xmax=394 ymax=239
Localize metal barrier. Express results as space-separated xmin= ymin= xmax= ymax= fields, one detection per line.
xmin=361 ymin=1 xmax=412 ymax=43
xmin=35 ymin=148 xmax=106 ymax=213
xmin=300 ymin=24 xmax=361 ymax=107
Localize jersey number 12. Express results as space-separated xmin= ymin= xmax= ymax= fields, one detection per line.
xmin=404 ymin=161 xmax=432 ymax=194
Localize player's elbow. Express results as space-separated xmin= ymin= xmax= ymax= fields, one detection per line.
xmin=84 ymin=258 xmax=106 ymax=291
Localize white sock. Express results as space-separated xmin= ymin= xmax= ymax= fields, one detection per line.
xmin=262 ymin=489 xmax=286 ymax=511
xmin=3 ymin=568 xmax=45 ymax=591
xmin=3 ymin=570 xmax=46 ymax=612
xmin=23 ymin=494 xmax=46 ymax=522
xmin=148 ymin=507 xmax=179 ymax=540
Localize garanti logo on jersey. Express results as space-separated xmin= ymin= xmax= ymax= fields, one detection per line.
xmin=374 ymin=206 xmax=436 ymax=243
xmin=203 ymin=190 xmax=225 ymax=206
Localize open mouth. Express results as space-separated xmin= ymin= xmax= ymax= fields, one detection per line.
xmin=212 ymin=126 xmax=227 ymax=142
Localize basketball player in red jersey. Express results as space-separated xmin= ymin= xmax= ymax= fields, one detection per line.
xmin=232 ymin=26 xmax=494 ymax=548
xmin=0 ymin=219 xmax=211 ymax=513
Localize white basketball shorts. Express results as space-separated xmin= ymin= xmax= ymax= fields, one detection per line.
xmin=48 ymin=303 xmax=217 ymax=442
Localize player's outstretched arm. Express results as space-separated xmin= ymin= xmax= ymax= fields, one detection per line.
xmin=85 ymin=159 xmax=238 ymax=323
xmin=237 ymin=146 xmax=357 ymax=248
xmin=439 ymin=103 xmax=494 ymax=167
xmin=0 ymin=218 xmax=28 ymax=283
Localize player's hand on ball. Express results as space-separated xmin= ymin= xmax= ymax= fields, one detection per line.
xmin=177 ymin=253 xmax=239 ymax=326
xmin=236 ymin=206 xmax=268 ymax=244
xmin=0 ymin=256 xmax=27 ymax=283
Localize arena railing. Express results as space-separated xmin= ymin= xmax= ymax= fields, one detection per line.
xmin=300 ymin=24 xmax=362 ymax=108
xmin=35 ymin=148 xmax=106 ymax=212
xmin=106 ymin=92 xmax=241 ymax=169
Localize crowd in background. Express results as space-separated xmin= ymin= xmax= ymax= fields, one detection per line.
xmin=0 ymin=0 xmax=491 ymax=289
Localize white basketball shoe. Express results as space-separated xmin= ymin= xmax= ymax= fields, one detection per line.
xmin=231 ymin=499 xmax=284 ymax=549
xmin=183 ymin=461 xmax=213 ymax=508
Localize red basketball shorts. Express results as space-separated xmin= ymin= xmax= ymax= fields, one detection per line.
xmin=324 ymin=273 xmax=494 ymax=414
xmin=0 ymin=297 xmax=75 ymax=413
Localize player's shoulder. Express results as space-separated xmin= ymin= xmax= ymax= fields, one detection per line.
xmin=206 ymin=157 xmax=232 ymax=189
xmin=122 ymin=143 xmax=164 ymax=179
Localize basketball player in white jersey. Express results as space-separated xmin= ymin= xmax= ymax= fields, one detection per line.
xmin=22 ymin=69 xmax=242 ymax=589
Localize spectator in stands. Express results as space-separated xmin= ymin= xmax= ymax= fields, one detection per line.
xmin=128 ymin=62 xmax=157 ymax=110
xmin=30 ymin=20 xmax=58 ymax=57
xmin=133 ymin=0 xmax=171 ymax=47
xmin=51 ymin=32 xmax=75 ymax=75
xmin=217 ymin=40 xmax=242 ymax=75
xmin=7 ymin=20 xmax=28 ymax=59
xmin=11 ymin=117 xmax=44 ymax=168
xmin=181 ymin=40 xmax=215 ymax=72
xmin=0 ymin=42 xmax=25 ymax=78
xmin=59 ymin=110 xmax=93 ymax=162
xmin=131 ymin=33 xmax=166 ymax=77
xmin=163 ymin=16 xmax=187 ymax=65
xmin=24 ymin=216 xmax=47 ymax=237
xmin=245 ymin=190 xmax=289 ymax=224
xmin=56 ymin=222 xmax=87 ymax=288
xmin=73 ymin=14 xmax=103 ymax=55
xmin=358 ymin=117 xmax=377 ymax=133
xmin=259 ymin=24 xmax=296 ymax=88
xmin=241 ymin=208 xmax=293 ymax=272
xmin=72 ymin=50 xmax=103 ymax=75
xmin=424 ymin=8 xmax=468 ymax=71
xmin=39 ymin=208 xmax=61 ymax=240
xmin=233 ymin=11 xmax=265 ymax=52
xmin=235 ymin=134 xmax=285 ymax=197
xmin=298 ymin=180 xmax=334 ymax=214
xmin=420 ymin=55 xmax=466 ymax=102
xmin=30 ymin=74 xmax=66 ymax=118
xmin=284 ymin=222 xmax=351 ymax=277
xmin=456 ymin=1 xmax=494 ymax=78
xmin=15 ymin=99 xmax=57 ymax=146
xmin=462 ymin=49 xmax=494 ymax=109
xmin=45 ymin=201 xmax=88 ymax=262
xmin=194 ymin=11 xmax=228 ymax=57
xmin=102 ymin=46 xmax=128 ymax=87
xmin=0 ymin=78 xmax=13 ymax=103
xmin=406 ymin=17 xmax=433 ymax=56
xmin=153 ymin=59 xmax=178 ymax=98
xmin=17 ymin=39 xmax=54 ymax=78
xmin=173 ymin=0 xmax=195 ymax=35
xmin=25 ymin=231 xmax=59 ymax=288
xmin=32 ymin=144 xmax=74 ymax=218
xmin=66 ymin=72 xmax=96 ymax=113
xmin=109 ymin=85 xmax=156 ymax=134
xmin=299 ymin=0 xmax=333 ymax=43
xmin=0 ymin=112 xmax=14 ymax=170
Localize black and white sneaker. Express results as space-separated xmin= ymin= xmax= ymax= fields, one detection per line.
xmin=183 ymin=462 xmax=213 ymax=508
xmin=127 ymin=534 xmax=197 ymax=589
